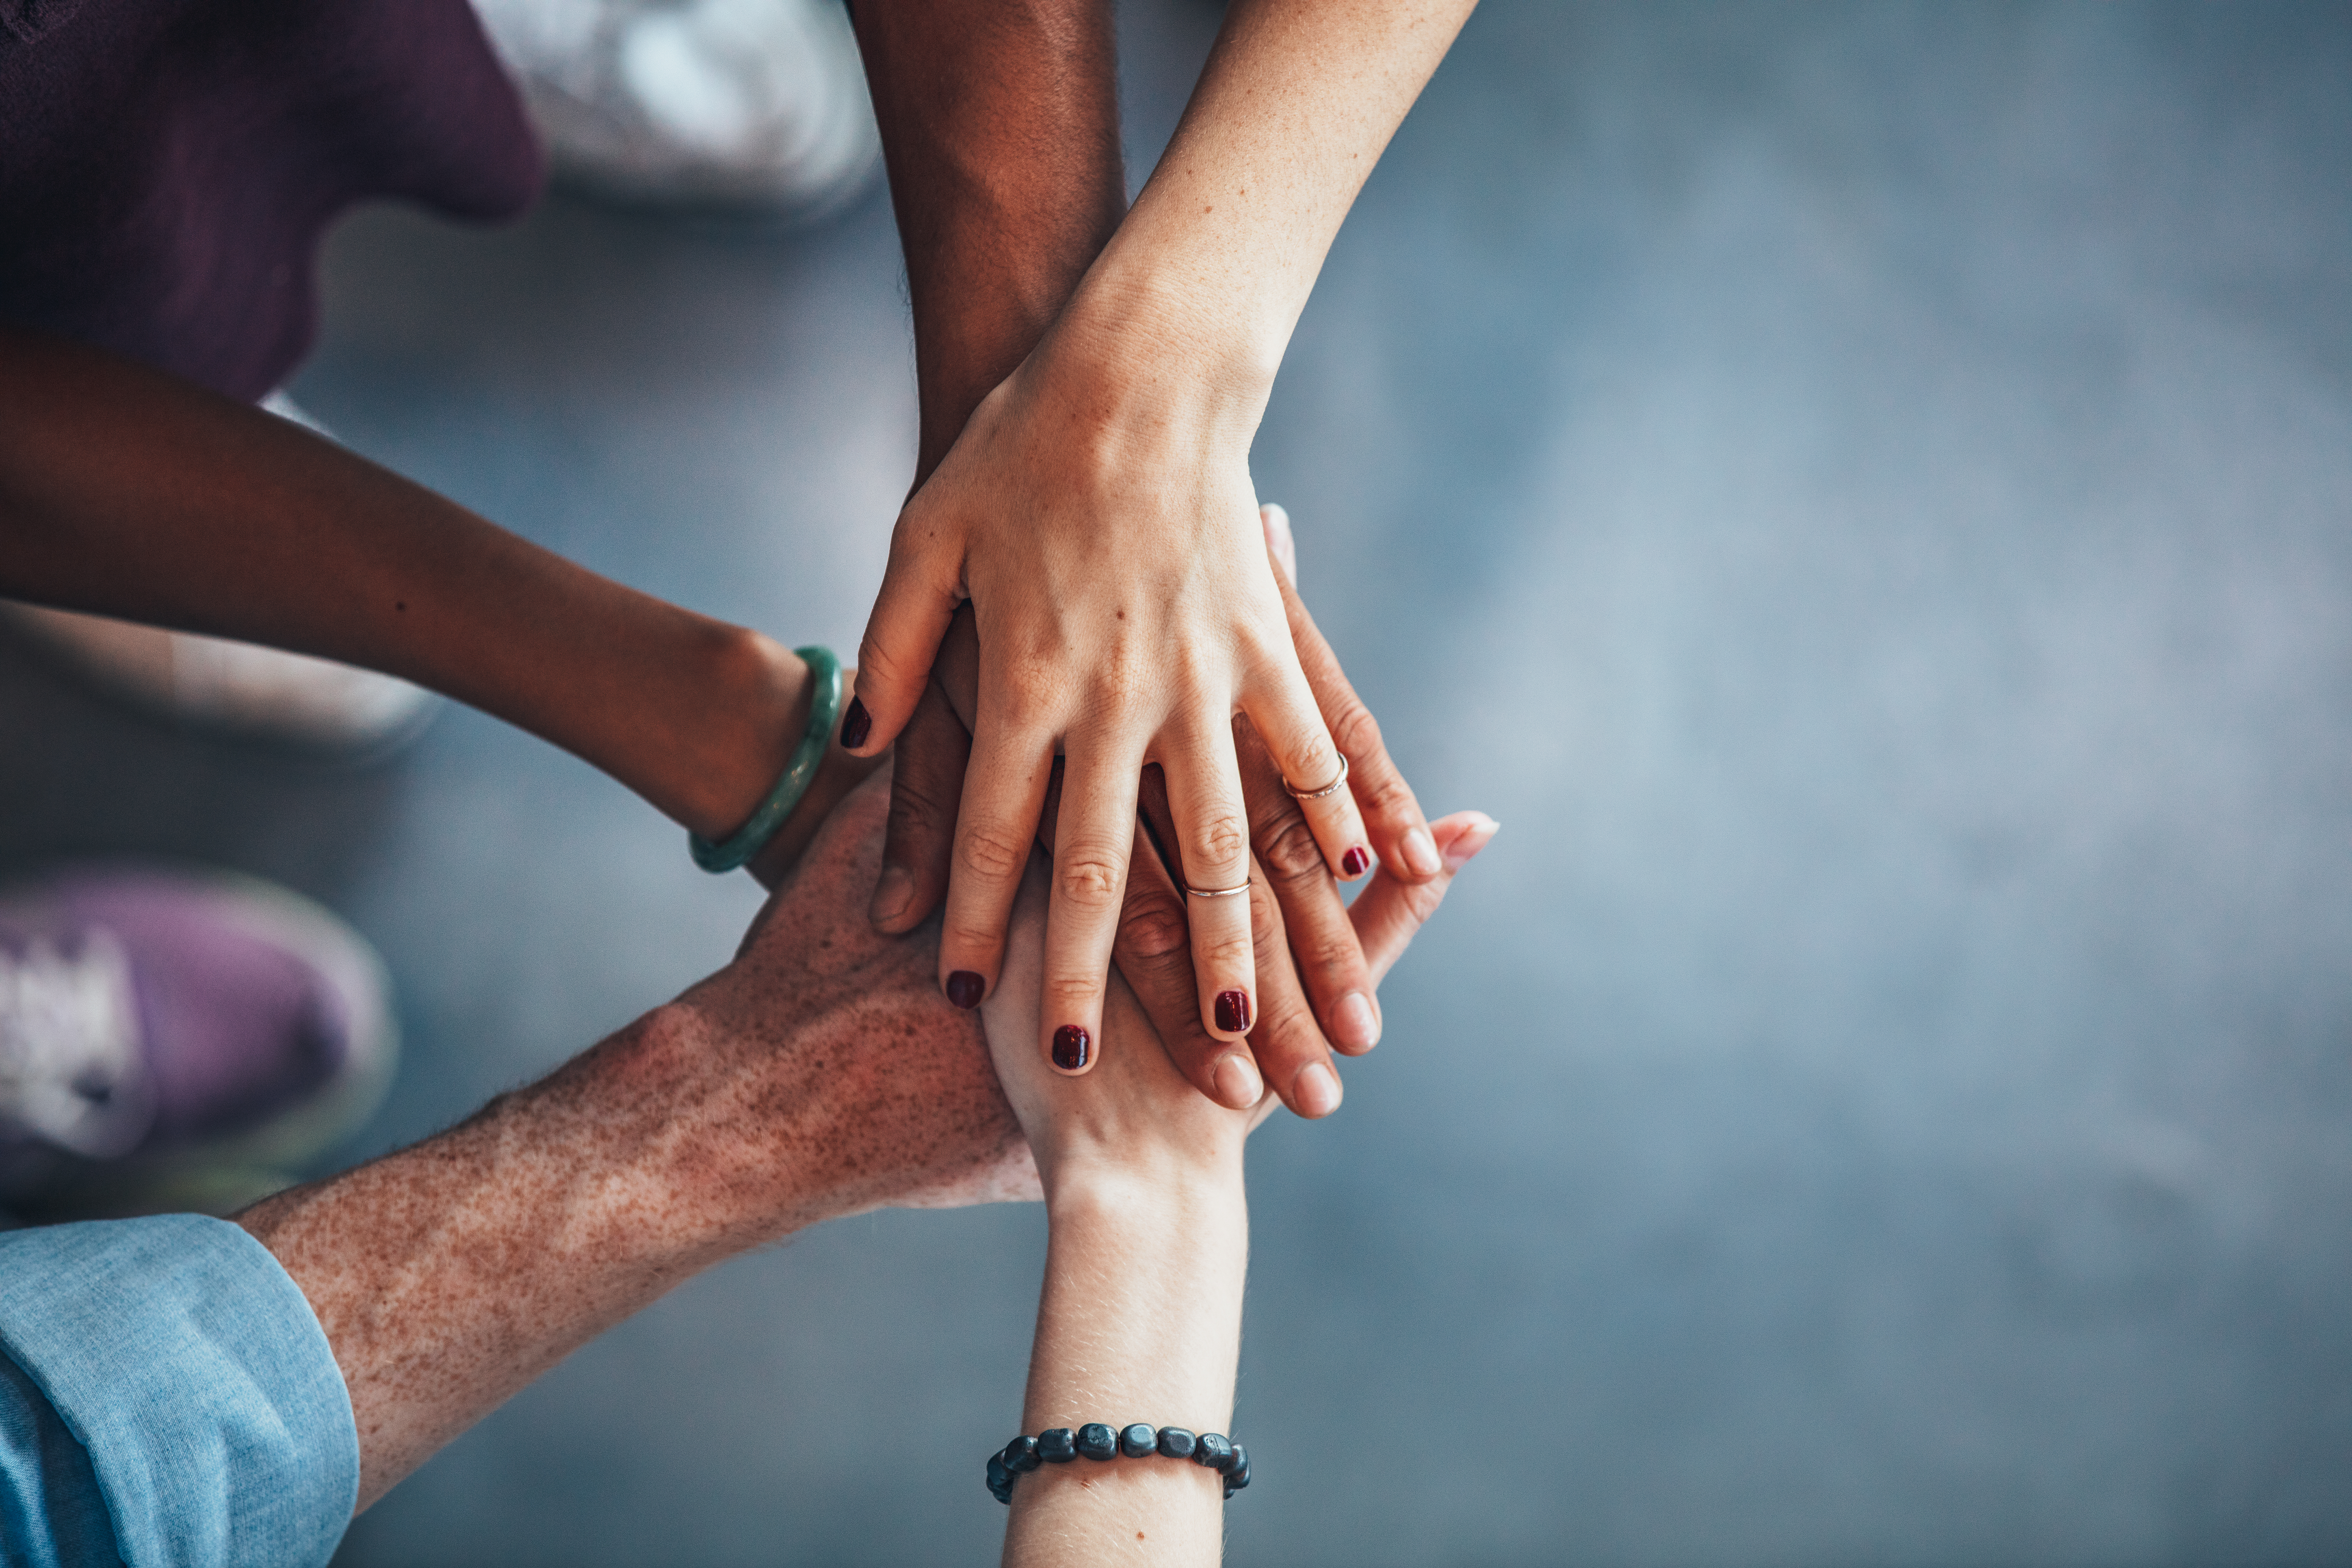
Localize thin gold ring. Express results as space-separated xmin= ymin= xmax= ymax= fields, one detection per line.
xmin=1184 ymin=880 xmax=1252 ymax=899
xmin=1284 ymin=752 xmax=1350 ymax=802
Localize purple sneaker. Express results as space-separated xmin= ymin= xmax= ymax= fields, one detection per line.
xmin=0 ymin=868 xmax=396 ymax=1219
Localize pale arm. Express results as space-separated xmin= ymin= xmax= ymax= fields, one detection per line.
xmin=847 ymin=0 xmax=1474 ymax=1075
xmin=984 ymin=806 xmax=1497 ymax=1564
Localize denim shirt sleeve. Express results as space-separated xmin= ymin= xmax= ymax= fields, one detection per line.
xmin=0 ymin=1214 xmax=358 ymax=1568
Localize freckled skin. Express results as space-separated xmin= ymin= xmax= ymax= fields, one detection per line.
xmin=238 ymin=769 xmax=1038 ymax=1510
xmin=232 ymin=759 xmax=1494 ymax=1527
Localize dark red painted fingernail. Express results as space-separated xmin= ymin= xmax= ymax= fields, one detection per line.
xmin=1341 ymin=845 xmax=1371 ymax=878
xmin=1052 ymin=1025 xmax=1091 ymax=1071
xmin=839 ymin=695 xmax=872 ymax=749
xmin=1215 ymin=990 xmax=1252 ymax=1033
xmin=945 ymin=971 xmax=985 ymax=1009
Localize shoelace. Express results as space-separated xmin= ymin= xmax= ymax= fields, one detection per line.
xmin=0 ymin=929 xmax=146 ymax=1154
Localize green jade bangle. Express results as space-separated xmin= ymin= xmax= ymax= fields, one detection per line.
xmin=688 ymin=645 xmax=844 ymax=873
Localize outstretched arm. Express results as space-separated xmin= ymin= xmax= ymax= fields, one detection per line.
xmin=232 ymin=761 xmax=1488 ymax=1518
xmin=845 ymin=0 xmax=1474 ymax=1075
xmin=0 ymin=327 xmax=872 ymax=876
xmin=235 ymin=773 xmax=1034 ymax=1509
xmin=983 ymin=803 xmax=1496 ymax=1565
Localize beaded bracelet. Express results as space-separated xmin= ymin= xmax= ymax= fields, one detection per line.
xmin=688 ymin=646 xmax=843 ymax=873
xmin=986 ymin=1423 xmax=1250 ymax=1505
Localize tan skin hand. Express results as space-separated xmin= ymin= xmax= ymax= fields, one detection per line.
xmin=905 ymin=508 xmax=1402 ymax=1118
xmin=846 ymin=0 xmax=1478 ymax=1080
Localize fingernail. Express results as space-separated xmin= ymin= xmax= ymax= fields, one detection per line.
xmin=870 ymin=866 xmax=912 ymax=926
xmin=1213 ymin=1052 xmax=1262 ymax=1107
xmin=1052 ymin=1025 xmax=1091 ymax=1071
xmin=945 ymin=970 xmax=985 ymax=1009
xmin=1215 ymin=989 xmax=1252 ymax=1034
xmin=1294 ymin=1061 xmax=1342 ymax=1118
xmin=1400 ymin=826 xmax=1442 ymax=878
xmin=1332 ymin=990 xmax=1380 ymax=1051
xmin=840 ymin=696 xmax=872 ymax=750
xmin=1340 ymin=845 xmax=1371 ymax=879
xmin=1444 ymin=817 xmax=1500 ymax=872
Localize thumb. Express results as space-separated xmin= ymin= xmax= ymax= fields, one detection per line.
xmin=847 ymin=510 xmax=965 ymax=755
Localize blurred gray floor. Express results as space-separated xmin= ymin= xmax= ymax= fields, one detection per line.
xmin=4 ymin=1 xmax=2349 ymax=1562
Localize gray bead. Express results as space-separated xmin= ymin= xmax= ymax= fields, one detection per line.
xmin=1120 ymin=1424 xmax=1158 ymax=1458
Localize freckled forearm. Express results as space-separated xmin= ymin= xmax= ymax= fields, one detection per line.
xmin=236 ymin=1007 xmax=822 ymax=1509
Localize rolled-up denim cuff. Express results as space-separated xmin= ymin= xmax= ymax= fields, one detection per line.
xmin=0 ymin=1214 xmax=357 ymax=1568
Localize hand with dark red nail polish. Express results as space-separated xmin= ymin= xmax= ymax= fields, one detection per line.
xmin=839 ymin=695 xmax=872 ymax=751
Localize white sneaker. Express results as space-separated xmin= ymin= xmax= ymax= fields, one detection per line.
xmin=474 ymin=0 xmax=882 ymax=218
xmin=0 ymin=395 xmax=440 ymax=753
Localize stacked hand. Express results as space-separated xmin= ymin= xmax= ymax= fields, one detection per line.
xmin=843 ymin=0 xmax=1479 ymax=1087
xmin=860 ymin=503 xmax=1436 ymax=1120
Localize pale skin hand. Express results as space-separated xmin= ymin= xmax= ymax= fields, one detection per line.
xmin=982 ymin=807 xmax=1495 ymax=1567
xmin=231 ymin=766 xmax=1489 ymax=1517
xmin=844 ymin=0 xmax=1480 ymax=1077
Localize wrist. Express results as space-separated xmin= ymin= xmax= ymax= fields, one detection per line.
xmin=663 ymin=627 xmax=811 ymax=840
xmin=1031 ymin=258 xmax=1281 ymax=445
xmin=1040 ymin=1153 xmax=1246 ymax=1228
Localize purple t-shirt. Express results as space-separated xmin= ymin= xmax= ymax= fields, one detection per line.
xmin=0 ymin=0 xmax=544 ymax=401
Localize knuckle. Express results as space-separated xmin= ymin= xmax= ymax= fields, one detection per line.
xmin=1328 ymin=702 xmax=1386 ymax=769
xmin=955 ymin=824 xmax=1032 ymax=882
xmin=996 ymin=670 xmax=1059 ymax=730
xmin=1259 ymin=993 xmax=1320 ymax=1052
xmin=1186 ymin=811 xmax=1251 ymax=873
xmin=942 ymin=913 xmax=1003 ymax=955
xmin=1054 ymin=846 xmax=1127 ymax=909
xmin=1297 ymin=923 xmax=1367 ymax=983
xmin=1042 ymin=974 xmax=1100 ymax=1014
xmin=1284 ymin=730 xmax=1342 ymax=789
xmin=1259 ymin=815 xmax=1326 ymax=881
xmin=1085 ymin=658 xmax=1155 ymax=722
xmin=886 ymin=773 xmax=953 ymax=831
xmin=1117 ymin=898 xmax=1192 ymax=963
xmin=1197 ymin=924 xmax=1257 ymax=972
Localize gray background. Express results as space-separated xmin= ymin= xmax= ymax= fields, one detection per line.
xmin=3 ymin=1 xmax=2348 ymax=1561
